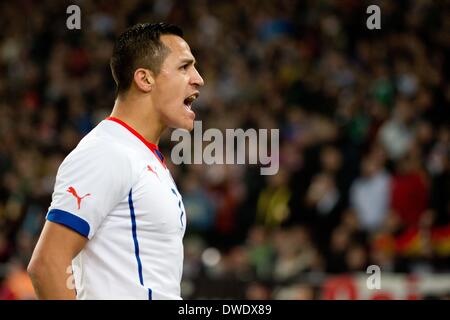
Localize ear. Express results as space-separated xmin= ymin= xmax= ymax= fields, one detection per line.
xmin=133 ymin=68 xmax=155 ymax=93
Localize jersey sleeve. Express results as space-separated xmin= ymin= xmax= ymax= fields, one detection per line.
xmin=46 ymin=141 xmax=133 ymax=239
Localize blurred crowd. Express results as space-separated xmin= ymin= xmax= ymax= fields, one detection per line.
xmin=0 ymin=0 xmax=449 ymax=299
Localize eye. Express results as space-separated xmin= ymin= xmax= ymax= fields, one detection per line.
xmin=180 ymin=64 xmax=188 ymax=71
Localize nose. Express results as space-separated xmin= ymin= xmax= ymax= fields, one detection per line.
xmin=191 ymin=67 xmax=205 ymax=87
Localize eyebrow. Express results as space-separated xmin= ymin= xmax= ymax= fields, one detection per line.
xmin=180 ymin=58 xmax=196 ymax=65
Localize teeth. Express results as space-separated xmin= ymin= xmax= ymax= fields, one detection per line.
xmin=184 ymin=94 xmax=198 ymax=105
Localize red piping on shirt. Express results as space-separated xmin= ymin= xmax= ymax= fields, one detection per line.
xmin=106 ymin=116 xmax=166 ymax=168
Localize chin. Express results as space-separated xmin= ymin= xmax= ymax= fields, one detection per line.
xmin=171 ymin=120 xmax=194 ymax=131
xmin=183 ymin=121 xmax=194 ymax=131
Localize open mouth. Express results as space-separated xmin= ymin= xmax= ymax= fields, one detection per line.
xmin=183 ymin=93 xmax=199 ymax=110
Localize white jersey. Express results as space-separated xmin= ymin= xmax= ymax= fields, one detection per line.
xmin=46 ymin=117 xmax=187 ymax=300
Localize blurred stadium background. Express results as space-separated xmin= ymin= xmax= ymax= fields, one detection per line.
xmin=0 ymin=0 xmax=449 ymax=300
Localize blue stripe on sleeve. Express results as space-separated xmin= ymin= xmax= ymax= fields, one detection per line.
xmin=47 ymin=209 xmax=90 ymax=238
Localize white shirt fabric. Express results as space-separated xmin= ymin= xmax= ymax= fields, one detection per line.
xmin=350 ymin=170 xmax=391 ymax=232
xmin=46 ymin=117 xmax=186 ymax=300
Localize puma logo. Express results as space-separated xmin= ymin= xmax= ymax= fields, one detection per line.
xmin=147 ymin=165 xmax=160 ymax=180
xmin=67 ymin=186 xmax=91 ymax=210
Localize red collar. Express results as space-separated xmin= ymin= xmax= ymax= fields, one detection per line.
xmin=106 ymin=117 xmax=166 ymax=167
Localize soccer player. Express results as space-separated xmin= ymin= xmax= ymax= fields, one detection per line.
xmin=27 ymin=22 xmax=204 ymax=299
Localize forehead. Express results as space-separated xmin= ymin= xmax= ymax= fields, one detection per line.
xmin=160 ymin=34 xmax=194 ymax=62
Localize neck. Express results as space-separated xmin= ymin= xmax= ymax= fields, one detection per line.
xmin=110 ymin=91 xmax=165 ymax=145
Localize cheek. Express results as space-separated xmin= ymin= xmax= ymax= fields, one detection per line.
xmin=153 ymin=73 xmax=190 ymax=126
xmin=157 ymin=77 xmax=185 ymax=105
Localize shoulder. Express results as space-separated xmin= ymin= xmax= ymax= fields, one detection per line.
xmin=65 ymin=136 xmax=128 ymax=167
xmin=58 ymin=124 xmax=141 ymax=179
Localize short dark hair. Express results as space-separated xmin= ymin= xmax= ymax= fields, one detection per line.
xmin=110 ymin=22 xmax=183 ymax=94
